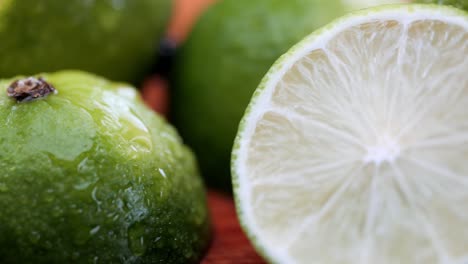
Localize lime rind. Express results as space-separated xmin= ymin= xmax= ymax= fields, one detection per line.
xmin=0 ymin=71 xmax=210 ymax=263
xmin=231 ymin=4 xmax=468 ymax=263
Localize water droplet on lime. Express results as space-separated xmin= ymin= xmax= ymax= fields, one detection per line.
xmin=89 ymin=225 xmax=100 ymax=236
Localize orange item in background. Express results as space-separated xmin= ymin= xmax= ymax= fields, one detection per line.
xmin=167 ymin=0 xmax=217 ymax=44
xmin=142 ymin=0 xmax=216 ymax=116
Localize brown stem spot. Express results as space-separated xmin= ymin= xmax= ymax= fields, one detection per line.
xmin=7 ymin=77 xmax=56 ymax=102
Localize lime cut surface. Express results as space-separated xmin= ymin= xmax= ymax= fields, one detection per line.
xmin=232 ymin=5 xmax=468 ymax=264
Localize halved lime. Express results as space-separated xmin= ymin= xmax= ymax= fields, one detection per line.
xmin=232 ymin=4 xmax=468 ymax=264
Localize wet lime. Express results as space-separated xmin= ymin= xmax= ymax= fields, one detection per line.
xmin=0 ymin=71 xmax=210 ymax=263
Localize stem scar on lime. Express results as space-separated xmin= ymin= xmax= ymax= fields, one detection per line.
xmin=7 ymin=77 xmax=56 ymax=102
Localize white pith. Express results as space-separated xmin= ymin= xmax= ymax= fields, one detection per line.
xmin=234 ymin=6 xmax=468 ymax=264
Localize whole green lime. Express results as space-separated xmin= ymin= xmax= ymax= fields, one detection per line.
xmin=416 ymin=0 xmax=468 ymax=10
xmin=172 ymin=0 xmax=347 ymax=190
xmin=0 ymin=71 xmax=210 ymax=263
xmin=0 ymin=0 xmax=171 ymax=83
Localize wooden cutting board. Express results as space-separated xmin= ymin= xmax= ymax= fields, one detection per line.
xmin=202 ymin=191 xmax=265 ymax=263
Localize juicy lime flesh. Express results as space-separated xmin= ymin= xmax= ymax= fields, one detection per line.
xmin=0 ymin=71 xmax=210 ymax=263
xmin=236 ymin=7 xmax=468 ymax=264
xmin=0 ymin=0 xmax=171 ymax=83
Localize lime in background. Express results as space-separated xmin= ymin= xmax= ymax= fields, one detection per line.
xmin=172 ymin=0 xmax=347 ymax=191
xmin=0 ymin=0 xmax=171 ymax=83
xmin=416 ymin=0 xmax=468 ymax=10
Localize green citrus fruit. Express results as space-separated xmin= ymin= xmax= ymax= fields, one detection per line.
xmin=416 ymin=0 xmax=468 ymax=10
xmin=232 ymin=4 xmax=467 ymax=263
xmin=0 ymin=0 xmax=171 ymax=83
xmin=172 ymin=0 xmax=347 ymax=191
xmin=0 ymin=71 xmax=210 ymax=263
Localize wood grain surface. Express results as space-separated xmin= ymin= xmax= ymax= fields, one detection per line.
xmin=202 ymin=192 xmax=265 ymax=264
